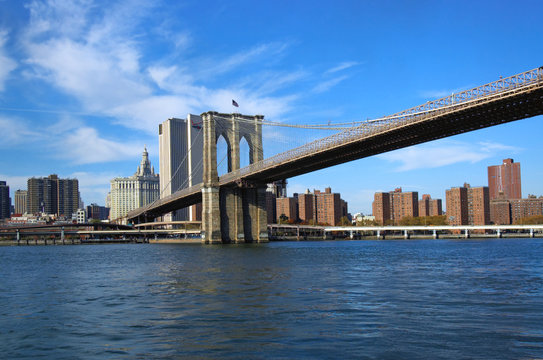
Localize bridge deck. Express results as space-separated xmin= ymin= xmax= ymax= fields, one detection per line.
xmin=127 ymin=67 xmax=543 ymax=221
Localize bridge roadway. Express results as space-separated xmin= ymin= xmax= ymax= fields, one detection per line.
xmin=127 ymin=67 xmax=543 ymax=221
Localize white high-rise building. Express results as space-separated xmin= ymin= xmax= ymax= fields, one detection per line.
xmin=109 ymin=147 xmax=160 ymax=221
xmin=159 ymin=115 xmax=203 ymax=221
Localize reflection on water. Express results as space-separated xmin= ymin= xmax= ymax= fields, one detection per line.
xmin=1 ymin=239 xmax=543 ymax=359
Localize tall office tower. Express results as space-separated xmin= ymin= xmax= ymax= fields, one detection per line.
xmin=109 ymin=147 xmax=160 ymax=221
xmin=14 ymin=190 xmax=27 ymax=215
xmin=0 ymin=181 xmax=10 ymax=219
xmin=159 ymin=115 xmax=203 ymax=221
xmin=27 ymin=175 xmax=79 ymax=216
xmin=488 ymin=158 xmax=522 ymax=200
xmin=446 ymin=186 xmax=469 ymax=225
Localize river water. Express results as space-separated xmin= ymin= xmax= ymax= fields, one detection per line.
xmin=1 ymin=239 xmax=542 ymax=359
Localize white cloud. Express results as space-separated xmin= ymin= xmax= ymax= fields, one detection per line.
xmin=312 ymin=75 xmax=348 ymax=94
xmin=194 ymin=42 xmax=290 ymax=80
xmin=70 ymin=171 xmax=118 ymax=205
xmin=0 ymin=30 xmax=17 ymax=91
xmin=54 ymin=127 xmax=144 ymax=165
xmin=325 ymin=61 xmax=359 ymax=74
xmin=0 ymin=174 xmax=29 ymax=192
xmin=0 ymin=116 xmax=42 ymax=146
xmin=25 ymin=38 xmax=150 ymax=111
xmin=378 ymin=140 xmax=520 ymax=171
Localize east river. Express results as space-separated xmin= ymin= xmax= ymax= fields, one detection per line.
xmin=1 ymin=239 xmax=542 ymax=359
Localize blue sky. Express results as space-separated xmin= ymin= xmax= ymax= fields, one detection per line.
xmin=0 ymin=0 xmax=542 ymax=214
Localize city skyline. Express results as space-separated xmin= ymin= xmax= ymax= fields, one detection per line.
xmin=1 ymin=1 xmax=543 ymax=214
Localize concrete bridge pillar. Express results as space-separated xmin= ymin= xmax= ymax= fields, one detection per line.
xmin=496 ymin=229 xmax=502 ymax=238
xmin=530 ymin=228 xmax=534 ymax=238
xmin=464 ymin=229 xmax=470 ymax=239
xmin=433 ymin=229 xmax=438 ymax=239
xmin=404 ymin=229 xmax=410 ymax=239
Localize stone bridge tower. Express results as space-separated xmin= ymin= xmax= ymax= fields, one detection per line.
xmin=201 ymin=111 xmax=268 ymax=244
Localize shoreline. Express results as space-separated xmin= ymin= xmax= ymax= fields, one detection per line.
xmin=1 ymin=234 xmax=541 ymax=246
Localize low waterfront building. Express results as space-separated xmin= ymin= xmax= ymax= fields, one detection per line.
xmin=86 ymin=203 xmax=110 ymax=221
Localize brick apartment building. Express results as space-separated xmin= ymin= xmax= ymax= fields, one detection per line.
xmin=372 ymin=188 xmax=419 ymax=225
xmin=488 ymin=158 xmax=522 ymax=200
xmin=419 ymin=194 xmax=443 ymax=217
xmin=446 ymin=183 xmax=490 ymax=226
xmin=274 ymin=187 xmax=348 ymax=226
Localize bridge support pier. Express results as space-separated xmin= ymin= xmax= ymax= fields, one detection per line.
xmin=201 ymin=112 xmax=268 ymax=244
xmin=202 ymin=186 xmax=222 ymax=244
xmin=496 ymin=229 xmax=502 ymax=238
xmin=464 ymin=229 xmax=470 ymax=239
xmin=433 ymin=229 xmax=438 ymax=239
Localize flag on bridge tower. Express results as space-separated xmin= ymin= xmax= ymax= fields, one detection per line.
xmin=232 ymin=99 xmax=239 ymax=107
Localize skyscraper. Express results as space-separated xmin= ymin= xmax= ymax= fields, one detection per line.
xmin=109 ymin=147 xmax=160 ymax=221
xmin=14 ymin=190 xmax=27 ymax=215
xmin=27 ymin=175 xmax=79 ymax=216
xmin=488 ymin=158 xmax=522 ymax=200
xmin=0 ymin=181 xmax=10 ymax=219
xmin=159 ymin=115 xmax=203 ymax=221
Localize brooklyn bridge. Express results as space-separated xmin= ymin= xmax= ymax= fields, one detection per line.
xmin=126 ymin=67 xmax=543 ymax=243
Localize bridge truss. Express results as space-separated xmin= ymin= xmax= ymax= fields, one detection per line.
xmin=127 ymin=67 xmax=543 ymax=222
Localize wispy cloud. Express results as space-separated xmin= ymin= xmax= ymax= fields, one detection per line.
xmin=0 ymin=174 xmax=30 ymax=192
xmin=0 ymin=30 xmax=17 ymax=91
xmin=71 ymin=171 xmax=120 ymax=204
xmin=20 ymin=2 xmax=301 ymax=135
xmin=325 ymin=61 xmax=360 ymax=74
xmin=312 ymin=75 xmax=349 ymax=94
xmin=378 ymin=140 xmax=521 ymax=172
xmin=0 ymin=116 xmax=42 ymax=146
xmin=194 ymin=42 xmax=290 ymax=80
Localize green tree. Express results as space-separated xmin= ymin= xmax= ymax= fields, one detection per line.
xmin=340 ymin=216 xmax=352 ymax=226
xmin=515 ymin=215 xmax=543 ymax=225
